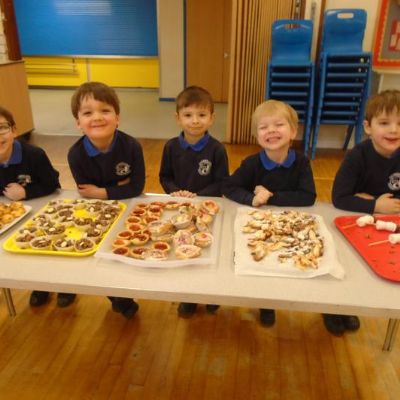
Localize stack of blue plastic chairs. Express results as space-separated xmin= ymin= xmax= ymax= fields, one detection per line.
xmin=265 ymin=19 xmax=315 ymax=153
xmin=310 ymin=9 xmax=371 ymax=159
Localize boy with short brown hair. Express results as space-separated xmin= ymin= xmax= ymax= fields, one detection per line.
xmin=68 ymin=82 xmax=145 ymax=318
xmin=0 ymin=106 xmax=69 ymax=307
xmin=159 ymin=85 xmax=229 ymax=316
xmin=328 ymin=90 xmax=400 ymax=335
xmin=332 ymin=89 xmax=400 ymax=214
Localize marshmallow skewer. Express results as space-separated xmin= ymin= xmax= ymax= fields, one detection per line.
xmin=368 ymin=233 xmax=400 ymax=247
xmin=342 ymin=216 xmax=400 ymax=232
xmin=375 ymin=220 xmax=398 ymax=232
xmin=342 ymin=215 xmax=375 ymax=229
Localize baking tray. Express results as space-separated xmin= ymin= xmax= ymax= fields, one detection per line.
xmin=95 ymin=196 xmax=223 ymax=268
xmin=335 ymin=215 xmax=400 ymax=282
xmin=0 ymin=204 xmax=31 ymax=236
xmin=3 ymin=199 xmax=126 ymax=257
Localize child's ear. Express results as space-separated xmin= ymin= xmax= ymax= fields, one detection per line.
xmin=363 ymin=120 xmax=371 ymax=136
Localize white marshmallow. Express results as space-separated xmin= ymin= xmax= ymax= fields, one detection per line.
xmin=376 ymin=220 xmax=397 ymax=232
xmin=388 ymin=233 xmax=400 ymax=244
xmin=356 ymin=215 xmax=375 ymax=227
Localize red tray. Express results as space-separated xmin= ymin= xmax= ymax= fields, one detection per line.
xmin=335 ymin=215 xmax=400 ymax=282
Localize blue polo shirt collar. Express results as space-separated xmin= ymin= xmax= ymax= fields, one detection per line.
xmin=178 ymin=132 xmax=210 ymax=152
xmin=259 ymin=149 xmax=296 ymax=170
xmin=0 ymin=141 xmax=22 ymax=168
xmin=83 ymin=130 xmax=118 ymax=156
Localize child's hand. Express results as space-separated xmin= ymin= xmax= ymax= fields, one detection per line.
xmin=170 ymin=190 xmax=196 ymax=198
xmin=77 ymin=184 xmax=108 ymax=199
xmin=3 ymin=183 xmax=26 ymax=201
xmin=118 ymin=177 xmax=130 ymax=186
xmin=254 ymin=185 xmax=268 ymax=195
xmin=375 ymin=193 xmax=400 ymax=214
xmin=252 ymin=187 xmax=273 ymax=207
xmin=355 ymin=192 xmax=375 ymax=200
xmin=252 ymin=186 xmax=273 ymax=207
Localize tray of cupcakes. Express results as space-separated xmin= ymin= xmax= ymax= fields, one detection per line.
xmin=95 ymin=196 xmax=223 ymax=267
xmin=3 ymin=199 xmax=126 ymax=256
xmin=0 ymin=201 xmax=31 ymax=236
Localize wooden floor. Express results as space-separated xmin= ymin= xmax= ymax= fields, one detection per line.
xmin=1 ymin=135 xmax=399 ymax=400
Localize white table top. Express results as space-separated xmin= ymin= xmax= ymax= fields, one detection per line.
xmin=1 ymin=190 xmax=400 ymax=318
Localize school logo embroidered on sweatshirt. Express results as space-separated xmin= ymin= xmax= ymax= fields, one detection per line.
xmin=198 ymin=159 xmax=212 ymax=176
xmin=115 ymin=162 xmax=131 ymax=176
xmin=388 ymin=172 xmax=400 ymax=191
xmin=17 ymin=174 xmax=32 ymax=186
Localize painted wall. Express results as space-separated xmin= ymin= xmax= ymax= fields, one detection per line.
xmin=24 ymin=57 xmax=159 ymax=88
xmin=157 ymin=0 xmax=184 ymax=99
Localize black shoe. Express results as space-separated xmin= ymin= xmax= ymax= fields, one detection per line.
xmin=206 ymin=304 xmax=220 ymax=313
xmin=259 ymin=308 xmax=276 ymax=327
xmin=177 ymin=302 xmax=197 ymax=318
xmin=323 ymin=314 xmax=345 ymax=336
xmin=343 ymin=315 xmax=360 ymax=331
xmin=57 ymin=293 xmax=76 ymax=308
xmin=29 ymin=291 xmax=50 ymax=307
xmin=112 ymin=298 xmax=139 ymax=319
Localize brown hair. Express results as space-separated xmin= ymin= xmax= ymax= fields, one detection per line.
xmin=365 ymin=90 xmax=400 ymax=123
xmin=176 ymin=86 xmax=214 ymax=113
xmin=71 ymin=82 xmax=120 ymax=118
xmin=251 ymin=100 xmax=298 ymax=136
xmin=0 ymin=106 xmax=16 ymax=127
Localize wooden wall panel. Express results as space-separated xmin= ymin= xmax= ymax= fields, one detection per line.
xmin=226 ymin=0 xmax=295 ymax=143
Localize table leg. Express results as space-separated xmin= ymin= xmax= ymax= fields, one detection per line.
xmin=1 ymin=288 xmax=16 ymax=317
xmin=382 ymin=318 xmax=399 ymax=351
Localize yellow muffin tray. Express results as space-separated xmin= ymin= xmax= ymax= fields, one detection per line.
xmin=3 ymin=199 xmax=126 ymax=257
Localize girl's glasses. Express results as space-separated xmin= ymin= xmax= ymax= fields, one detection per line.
xmin=0 ymin=123 xmax=12 ymax=135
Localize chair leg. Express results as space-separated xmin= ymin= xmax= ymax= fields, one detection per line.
xmin=343 ymin=125 xmax=354 ymax=150
xmin=311 ymin=122 xmax=320 ymax=160
xmin=382 ymin=318 xmax=399 ymax=351
xmin=302 ymin=121 xmax=309 ymax=155
xmin=1 ymin=288 xmax=16 ymax=317
xmin=354 ymin=119 xmax=364 ymax=144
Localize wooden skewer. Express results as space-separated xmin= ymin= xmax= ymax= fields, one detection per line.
xmin=368 ymin=239 xmax=389 ymax=247
xmin=342 ymin=223 xmax=357 ymax=229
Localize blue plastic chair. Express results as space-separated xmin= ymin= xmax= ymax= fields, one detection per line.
xmin=320 ymin=9 xmax=367 ymax=55
xmin=270 ymin=19 xmax=313 ymax=65
xmin=266 ymin=19 xmax=315 ymax=153
xmin=310 ymin=9 xmax=370 ymax=159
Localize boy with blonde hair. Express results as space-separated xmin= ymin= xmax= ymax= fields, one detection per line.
xmin=222 ymin=99 xmax=316 ymax=326
xmin=328 ymin=90 xmax=400 ymax=335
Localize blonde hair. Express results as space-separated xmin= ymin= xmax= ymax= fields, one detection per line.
xmin=365 ymin=90 xmax=400 ymax=123
xmin=251 ymin=100 xmax=298 ymax=136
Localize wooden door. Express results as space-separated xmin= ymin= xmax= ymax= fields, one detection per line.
xmin=0 ymin=0 xmax=21 ymax=60
xmin=185 ymin=0 xmax=231 ymax=102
